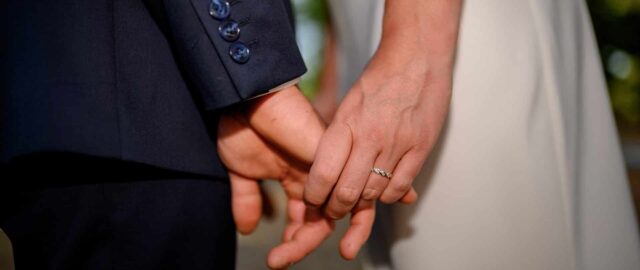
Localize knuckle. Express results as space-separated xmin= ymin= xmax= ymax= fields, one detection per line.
xmin=391 ymin=180 xmax=412 ymax=195
xmin=361 ymin=188 xmax=381 ymax=201
xmin=312 ymin=169 xmax=337 ymax=187
xmin=379 ymin=194 xmax=395 ymax=204
xmin=303 ymin=194 xmax=325 ymax=207
xmin=325 ymin=208 xmax=345 ymax=220
xmin=380 ymin=189 xmax=402 ymax=204
xmin=389 ymin=181 xmax=411 ymax=198
xmin=336 ymin=187 xmax=360 ymax=206
xmin=303 ymin=188 xmax=327 ymax=207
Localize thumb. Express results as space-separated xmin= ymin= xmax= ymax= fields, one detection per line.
xmin=230 ymin=172 xmax=263 ymax=235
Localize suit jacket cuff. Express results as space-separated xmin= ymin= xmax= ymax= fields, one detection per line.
xmin=245 ymin=76 xmax=301 ymax=101
xmin=188 ymin=0 xmax=307 ymax=110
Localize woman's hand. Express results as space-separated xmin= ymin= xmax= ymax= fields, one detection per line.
xmin=303 ymin=0 xmax=463 ymax=219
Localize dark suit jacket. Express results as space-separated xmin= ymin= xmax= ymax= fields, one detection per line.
xmin=0 ymin=0 xmax=306 ymax=178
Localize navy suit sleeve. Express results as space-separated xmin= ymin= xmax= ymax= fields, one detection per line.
xmin=148 ymin=0 xmax=307 ymax=110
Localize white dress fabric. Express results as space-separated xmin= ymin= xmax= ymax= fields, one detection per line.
xmin=327 ymin=0 xmax=640 ymax=269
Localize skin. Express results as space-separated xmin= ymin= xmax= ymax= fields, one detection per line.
xmin=217 ymin=87 xmax=377 ymax=268
xmin=312 ymin=24 xmax=339 ymax=123
xmin=218 ymin=0 xmax=463 ymax=266
xmin=305 ymin=0 xmax=463 ymax=220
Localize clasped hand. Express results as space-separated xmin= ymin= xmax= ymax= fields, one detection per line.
xmin=218 ymin=87 xmax=379 ymax=269
xmin=217 ymin=61 xmax=449 ymax=267
xmin=217 ymin=1 xmax=457 ymax=268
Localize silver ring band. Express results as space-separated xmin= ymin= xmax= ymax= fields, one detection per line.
xmin=371 ymin=167 xmax=393 ymax=179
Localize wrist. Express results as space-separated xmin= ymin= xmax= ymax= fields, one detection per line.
xmin=377 ymin=0 xmax=461 ymax=73
xmin=353 ymin=46 xmax=453 ymax=106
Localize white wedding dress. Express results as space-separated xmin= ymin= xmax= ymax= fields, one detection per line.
xmin=327 ymin=0 xmax=640 ymax=269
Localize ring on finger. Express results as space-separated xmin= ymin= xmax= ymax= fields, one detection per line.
xmin=371 ymin=167 xmax=393 ymax=179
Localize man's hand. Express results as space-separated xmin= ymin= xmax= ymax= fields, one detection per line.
xmin=218 ymin=110 xmax=335 ymax=269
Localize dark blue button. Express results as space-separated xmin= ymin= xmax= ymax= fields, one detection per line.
xmin=218 ymin=20 xmax=240 ymax=42
xmin=229 ymin=42 xmax=250 ymax=64
xmin=209 ymin=0 xmax=230 ymax=20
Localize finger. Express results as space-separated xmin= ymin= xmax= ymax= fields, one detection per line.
xmin=248 ymin=86 xmax=326 ymax=164
xmin=380 ymin=150 xmax=427 ymax=204
xmin=361 ymin=151 xmax=399 ymax=201
xmin=267 ymin=208 xmax=335 ymax=269
xmin=339 ymin=199 xmax=376 ymax=260
xmin=230 ymin=172 xmax=263 ymax=235
xmin=280 ymin=163 xmax=309 ymax=200
xmin=283 ymin=199 xmax=305 ymax=242
xmin=324 ymin=144 xmax=377 ymax=219
xmin=399 ymin=187 xmax=418 ymax=204
xmin=304 ymin=123 xmax=353 ymax=207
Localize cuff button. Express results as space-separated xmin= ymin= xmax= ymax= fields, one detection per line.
xmin=218 ymin=20 xmax=240 ymax=42
xmin=229 ymin=42 xmax=250 ymax=64
xmin=209 ymin=0 xmax=230 ymax=20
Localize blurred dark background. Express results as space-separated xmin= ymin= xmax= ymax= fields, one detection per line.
xmin=588 ymin=0 xmax=640 ymax=133
xmin=586 ymin=0 xmax=640 ymax=222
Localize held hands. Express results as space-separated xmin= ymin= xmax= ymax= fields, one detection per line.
xmin=217 ymin=86 xmax=375 ymax=268
xmin=218 ymin=1 xmax=460 ymax=264
xmin=303 ymin=52 xmax=446 ymax=220
xmin=218 ymin=108 xmax=334 ymax=269
xmin=218 ymin=59 xmax=450 ymax=266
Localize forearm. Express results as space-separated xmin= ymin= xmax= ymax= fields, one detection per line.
xmin=372 ymin=0 xmax=463 ymax=89
xmin=313 ymin=24 xmax=339 ymax=122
